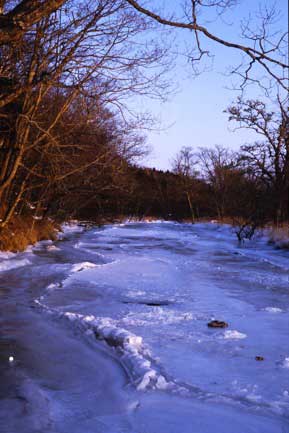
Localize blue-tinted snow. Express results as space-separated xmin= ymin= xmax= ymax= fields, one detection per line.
xmin=1 ymin=221 xmax=289 ymax=432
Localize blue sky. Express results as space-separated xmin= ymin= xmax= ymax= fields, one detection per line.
xmin=137 ymin=0 xmax=288 ymax=170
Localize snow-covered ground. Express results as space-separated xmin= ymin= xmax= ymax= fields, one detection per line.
xmin=1 ymin=222 xmax=289 ymax=432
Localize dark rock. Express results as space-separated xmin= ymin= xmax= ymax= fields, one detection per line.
xmin=255 ymin=356 xmax=264 ymax=361
xmin=123 ymin=300 xmax=171 ymax=307
xmin=145 ymin=301 xmax=170 ymax=307
xmin=207 ymin=320 xmax=228 ymax=328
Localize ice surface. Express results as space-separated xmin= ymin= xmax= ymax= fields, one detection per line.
xmin=0 ymin=257 xmax=31 ymax=272
xmin=1 ymin=221 xmax=289 ymax=432
xmin=222 ymin=330 xmax=247 ymax=339
xmin=71 ymin=261 xmax=97 ymax=272
xmin=264 ymin=306 xmax=284 ymax=313
xmin=46 ymin=245 xmax=60 ymax=251
xmin=0 ymin=251 xmax=15 ymax=259
xmin=35 ymin=301 xmax=173 ymax=392
xmin=61 ymin=221 xmax=85 ymax=233
xmin=57 ymin=221 xmax=85 ymax=240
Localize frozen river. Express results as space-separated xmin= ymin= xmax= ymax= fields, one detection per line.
xmin=0 ymin=222 xmax=289 ymax=432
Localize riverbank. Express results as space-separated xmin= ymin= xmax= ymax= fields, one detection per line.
xmin=0 ymin=216 xmax=59 ymax=252
xmin=0 ymin=215 xmax=189 ymax=252
xmin=0 ymin=213 xmax=288 ymax=253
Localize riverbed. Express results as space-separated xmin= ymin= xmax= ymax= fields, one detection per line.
xmin=1 ymin=222 xmax=289 ymax=432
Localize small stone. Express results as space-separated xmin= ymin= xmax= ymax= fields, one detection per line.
xmin=207 ymin=320 xmax=228 ymax=328
xmin=255 ymin=356 xmax=264 ymax=361
xmin=9 ymin=356 xmax=14 ymax=363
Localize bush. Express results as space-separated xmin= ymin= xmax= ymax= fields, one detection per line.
xmin=0 ymin=217 xmax=59 ymax=252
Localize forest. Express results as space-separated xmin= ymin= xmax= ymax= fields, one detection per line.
xmin=0 ymin=0 xmax=288 ymax=250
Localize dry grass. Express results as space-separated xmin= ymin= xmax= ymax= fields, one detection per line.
xmin=0 ymin=216 xmax=59 ymax=252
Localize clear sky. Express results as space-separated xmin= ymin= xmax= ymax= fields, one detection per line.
xmin=137 ymin=0 xmax=288 ymax=170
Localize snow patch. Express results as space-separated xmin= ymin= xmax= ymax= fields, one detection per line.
xmin=46 ymin=282 xmax=61 ymax=291
xmin=121 ymin=308 xmax=195 ymax=327
xmin=58 ymin=222 xmax=85 ymax=239
xmin=222 ymin=330 xmax=247 ymax=340
xmin=71 ymin=262 xmax=97 ymax=273
xmin=126 ymin=290 xmax=147 ymax=297
xmin=264 ymin=307 xmax=283 ymax=313
xmin=46 ymin=245 xmax=60 ymax=251
xmin=0 ymin=251 xmax=15 ymax=260
xmin=35 ymin=300 xmax=174 ymax=392
xmin=282 ymin=357 xmax=289 ymax=369
xmin=0 ymin=258 xmax=31 ymax=272
xmin=62 ymin=221 xmax=84 ymax=232
xmin=73 ymin=241 xmax=107 ymax=258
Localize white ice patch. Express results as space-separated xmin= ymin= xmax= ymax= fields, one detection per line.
xmin=31 ymin=239 xmax=53 ymax=252
xmin=222 ymin=330 xmax=247 ymax=340
xmin=155 ymin=374 xmax=172 ymax=390
xmin=62 ymin=221 xmax=83 ymax=232
xmin=246 ymin=393 xmax=262 ymax=403
xmin=121 ymin=308 xmax=195 ymax=327
xmin=46 ymin=245 xmax=60 ymax=251
xmin=126 ymin=290 xmax=146 ymax=297
xmin=58 ymin=222 xmax=85 ymax=239
xmin=63 ymin=313 xmax=172 ymax=391
xmin=35 ymin=300 xmax=173 ymax=392
xmin=143 ymin=219 xmax=164 ymax=224
xmin=0 ymin=258 xmax=31 ymax=272
xmin=0 ymin=251 xmax=15 ymax=260
xmin=71 ymin=262 xmax=97 ymax=273
xmin=46 ymin=282 xmax=61 ymax=291
xmin=73 ymin=241 xmax=107 ymax=258
xmin=264 ymin=307 xmax=283 ymax=313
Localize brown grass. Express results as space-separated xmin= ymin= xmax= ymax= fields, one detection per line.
xmin=0 ymin=216 xmax=60 ymax=252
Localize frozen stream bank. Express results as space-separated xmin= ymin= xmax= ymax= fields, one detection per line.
xmin=0 ymin=222 xmax=289 ymax=432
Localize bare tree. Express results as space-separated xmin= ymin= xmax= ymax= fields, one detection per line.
xmin=227 ymin=97 xmax=289 ymax=225
xmin=0 ymin=0 xmax=171 ymax=227
xmin=3 ymin=1 xmax=286 ymax=91
xmin=172 ymin=146 xmax=199 ymax=221
xmin=196 ymin=145 xmax=237 ymax=219
xmin=0 ymin=0 xmax=66 ymax=44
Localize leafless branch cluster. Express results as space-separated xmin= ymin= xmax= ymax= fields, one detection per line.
xmin=171 ymin=94 xmax=289 ymax=230
xmin=0 ymin=0 xmax=171 ymax=227
xmin=125 ymin=0 xmax=288 ymax=92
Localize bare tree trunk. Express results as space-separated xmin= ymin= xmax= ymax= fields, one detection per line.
xmin=186 ymin=192 xmax=195 ymax=223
